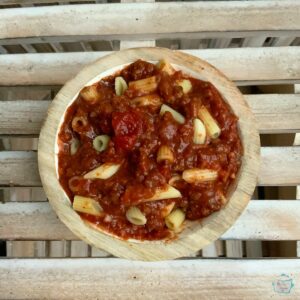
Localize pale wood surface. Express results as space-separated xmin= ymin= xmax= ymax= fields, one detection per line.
xmin=0 ymin=2 xmax=299 ymax=40
xmin=91 ymin=246 xmax=111 ymax=258
xmin=226 ymin=240 xmax=243 ymax=258
xmin=49 ymin=241 xmax=69 ymax=258
xmin=2 ymin=200 xmax=299 ymax=241
xmin=202 ymin=240 xmax=224 ymax=257
xmin=1 ymin=187 xmax=46 ymax=201
xmin=70 ymin=241 xmax=89 ymax=257
xmin=242 ymin=36 xmax=266 ymax=47
xmin=0 ymin=151 xmax=40 ymax=186
xmin=260 ymin=147 xmax=300 ymax=186
xmin=246 ymin=94 xmax=300 ymax=134
xmin=120 ymin=40 xmax=155 ymax=49
xmin=0 ymin=47 xmax=300 ymax=85
xmin=6 ymin=240 xmax=47 ymax=257
xmin=38 ymin=48 xmax=259 ymax=260
xmin=0 ymin=258 xmax=299 ymax=299
xmin=35 ymin=241 xmax=47 ymax=257
xmin=0 ymin=85 xmax=52 ymax=100
xmin=0 ymin=147 xmax=297 ymax=186
xmin=1 ymin=94 xmax=299 ymax=134
xmin=0 ymin=100 xmax=49 ymax=134
xmin=6 ymin=241 xmax=35 ymax=257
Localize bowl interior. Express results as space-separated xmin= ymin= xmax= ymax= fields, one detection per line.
xmin=38 ymin=47 xmax=260 ymax=261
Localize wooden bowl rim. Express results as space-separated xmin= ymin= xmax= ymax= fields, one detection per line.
xmin=38 ymin=47 xmax=260 ymax=261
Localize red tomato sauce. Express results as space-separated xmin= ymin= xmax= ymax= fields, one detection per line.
xmin=57 ymin=60 xmax=242 ymax=240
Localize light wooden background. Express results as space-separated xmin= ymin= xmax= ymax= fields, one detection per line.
xmin=0 ymin=1 xmax=299 ymax=298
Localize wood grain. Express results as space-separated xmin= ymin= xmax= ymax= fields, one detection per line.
xmin=0 ymin=47 xmax=300 ymax=85
xmin=1 ymin=94 xmax=300 ymax=134
xmin=6 ymin=240 xmax=47 ymax=258
xmin=246 ymin=94 xmax=300 ymax=133
xmin=0 ymin=151 xmax=40 ymax=186
xmin=1 ymin=201 xmax=299 ymax=241
xmin=260 ymin=147 xmax=300 ymax=186
xmin=0 ymin=100 xmax=49 ymax=134
xmin=48 ymin=241 xmax=69 ymax=258
xmin=70 ymin=241 xmax=89 ymax=257
xmin=37 ymin=48 xmax=259 ymax=260
xmin=0 ymin=258 xmax=299 ymax=299
xmin=0 ymin=2 xmax=299 ymax=39
xmin=0 ymin=147 xmax=297 ymax=186
xmin=225 ymin=240 xmax=243 ymax=258
xmin=6 ymin=241 xmax=36 ymax=257
xmin=202 ymin=240 xmax=224 ymax=257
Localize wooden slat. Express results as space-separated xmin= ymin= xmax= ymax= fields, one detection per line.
xmin=1 ymin=187 xmax=46 ymax=202
xmin=225 ymin=241 xmax=243 ymax=258
xmin=0 ymin=85 xmax=52 ymax=100
xmin=35 ymin=241 xmax=47 ymax=257
xmin=272 ymin=37 xmax=296 ymax=47
xmin=0 ymin=147 xmax=299 ymax=186
xmin=6 ymin=240 xmax=47 ymax=257
xmin=91 ymin=246 xmax=111 ymax=258
xmin=208 ymin=38 xmax=231 ymax=49
xmin=1 ymin=94 xmax=299 ymax=134
xmin=1 ymin=201 xmax=300 ymax=241
xmin=0 ymin=100 xmax=49 ymax=135
xmin=0 ymin=151 xmax=40 ymax=186
xmin=120 ymin=40 xmax=155 ymax=49
xmin=0 ymin=258 xmax=299 ymax=299
xmin=245 ymin=188 xmax=263 ymax=258
xmin=246 ymin=94 xmax=300 ymax=133
xmin=242 ymin=36 xmax=266 ymax=47
xmin=49 ymin=241 xmax=69 ymax=258
xmin=70 ymin=241 xmax=89 ymax=257
xmin=202 ymin=241 xmax=224 ymax=258
xmin=260 ymin=147 xmax=300 ymax=186
xmin=0 ymin=2 xmax=299 ymax=40
xmin=6 ymin=241 xmax=35 ymax=257
xmin=0 ymin=47 xmax=300 ymax=85
xmin=1 ymin=137 xmax=39 ymax=150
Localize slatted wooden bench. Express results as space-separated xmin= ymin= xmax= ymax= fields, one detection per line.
xmin=0 ymin=0 xmax=300 ymax=298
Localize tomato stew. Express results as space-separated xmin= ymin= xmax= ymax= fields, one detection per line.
xmin=57 ymin=60 xmax=242 ymax=240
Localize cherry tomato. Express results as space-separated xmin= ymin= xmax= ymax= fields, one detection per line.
xmin=112 ymin=111 xmax=142 ymax=151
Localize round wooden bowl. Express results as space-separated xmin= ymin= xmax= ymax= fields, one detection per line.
xmin=38 ymin=47 xmax=260 ymax=261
